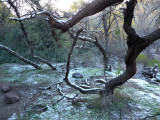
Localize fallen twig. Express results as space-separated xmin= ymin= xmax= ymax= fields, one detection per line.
xmin=140 ymin=114 xmax=160 ymax=120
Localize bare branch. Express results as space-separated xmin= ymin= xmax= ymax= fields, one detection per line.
xmin=56 ymin=84 xmax=79 ymax=100
xmin=8 ymin=11 xmax=51 ymax=21
xmin=0 ymin=44 xmax=41 ymax=69
xmin=49 ymin=0 xmax=123 ymax=31
xmin=140 ymin=114 xmax=160 ymax=120
xmin=7 ymin=0 xmax=57 ymax=70
xmin=123 ymin=0 xmax=138 ymax=37
xmin=64 ymin=29 xmax=104 ymax=94
xmin=33 ymin=55 xmax=56 ymax=70
xmin=143 ymin=28 xmax=160 ymax=48
xmin=9 ymin=0 xmax=124 ymax=32
xmin=95 ymin=79 xmax=107 ymax=84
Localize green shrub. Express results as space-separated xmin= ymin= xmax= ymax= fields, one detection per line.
xmin=136 ymin=53 xmax=147 ymax=63
xmin=137 ymin=53 xmax=160 ymax=68
xmin=146 ymin=59 xmax=160 ymax=68
xmin=116 ymin=62 xmax=121 ymax=76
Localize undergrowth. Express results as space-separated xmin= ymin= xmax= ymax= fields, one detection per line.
xmin=137 ymin=53 xmax=160 ymax=68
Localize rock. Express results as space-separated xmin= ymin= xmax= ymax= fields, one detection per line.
xmin=150 ymin=78 xmax=157 ymax=83
xmin=2 ymin=84 xmax=11 ymax=93
xmin=150 ymin=78 xmax=160 ymax=84
xmin=4 ymin=91 xmax=19 ymax=104
xmin=141 ymin=67 xmax=153 ymax=78
xmin=156 ymin=73 xmax=160 ymax=82
xmin=72 ymin=73 xmax=83 ymax=78
xmin=152 ymin=64 xmax=159 ymax=78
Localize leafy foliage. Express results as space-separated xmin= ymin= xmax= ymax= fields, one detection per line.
xmin=136 ymin=53 xmax=147 ymax=63
xmin=137 ymin=53 xmax=160 ymax=68
xmin=0 ymin=17 xmax=72 ymax=64
xmin=147 ymin=59 xmax=160 ymax=68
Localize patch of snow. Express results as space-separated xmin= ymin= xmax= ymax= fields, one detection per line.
xmin=128 ymin=78 xmax=160 ymax=104
xmin=106 ymin=71 xmax=117 ymax=77
xmin=148 ymin=93 xmax=160 ymax=102
xmin=8 ymin=113 xmax=17 ymax=120
xmin=129 ymin=79 xmax=148 ymax=87
xmin=8 ymin=64 xmax=35 ymax=73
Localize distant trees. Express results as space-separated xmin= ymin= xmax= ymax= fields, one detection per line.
xmin=1 ymin=0 xmax=160 ymax=97
xmin=0 ymin=0 xmax=71 ymax=68
xmin=69 ymin=0 xmax=85 ymax=12
xmin=69 ymin=1 xmax=125 ymax=70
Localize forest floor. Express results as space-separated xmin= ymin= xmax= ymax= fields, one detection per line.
xmin=0 ymin=63 xmax=160 ymax=120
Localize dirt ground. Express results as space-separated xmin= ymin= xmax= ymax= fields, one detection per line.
xmin=0 ymin=81 xmax=31 ymax=120
xmin=0 ymin=63 xmax=160 ymax=120
xmin=0 ymin=80 xmax=52 ymax=120
xmin=0 ymin=79 xmax=73 ymax=120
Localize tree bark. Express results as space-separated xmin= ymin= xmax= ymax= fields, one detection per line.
xmin=33 ymin=55 xmax=56 ymax=70
xmin=102 ymin=8 xmax=115 ymax=70
xmin=102 ymin=0 xmax=160 ymax=96
xmin=0 ymin=44 xmax=41 ymax=69
xmin=49 ymin=0 xmax=124 ymax=32
xmin=102 ymin=10 xmax=109 ymax=70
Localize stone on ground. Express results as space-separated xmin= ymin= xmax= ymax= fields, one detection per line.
xmin=4 ymin=91 xmax=19 ymax=104
xmin=1 ymin=84 xmax=11 ymax=93
xmin=72 ymin=73 xmax=83 ymax=78
xmin=156 ymin=73 xmax=160 ymax=81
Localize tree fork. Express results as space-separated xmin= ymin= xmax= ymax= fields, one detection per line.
xmin=102 ymin=0 xmax=139 ymax=96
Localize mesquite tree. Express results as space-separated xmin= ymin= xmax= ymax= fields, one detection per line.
xmin=6 ymin=0 xmax=160 ymax=96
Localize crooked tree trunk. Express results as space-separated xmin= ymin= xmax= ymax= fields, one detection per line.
xmin=102 ymin=10 xmax=109 ymax=70
xmin=101 ymin=0 xmax=139 ymax=96
xmin=101 ymin=7 xmax=115 ymax=71
xmin=101 ymin=0 xmax=160 ymax=96
xmin=102 ymin=42 xmax=137 ymax=96
xmin=9 ymin=0 xmax=160 ymax=97
xmin=60 ymin=0 xmax=160 ymax=96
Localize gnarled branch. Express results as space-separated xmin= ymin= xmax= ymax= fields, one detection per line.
xmin=0 ymin=44 xmax=41 ymax=69
xmin=103 ymin=0 xmax=160 ymax=96
xmin=64 ymin=29 xmax=104 ymax=94
xmin=68 ymin=30 xmax=108 ymax=70
xmin=9 ymin=0 xmax=124 ymax=32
